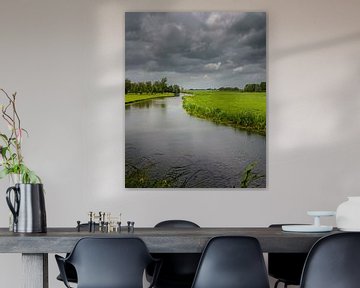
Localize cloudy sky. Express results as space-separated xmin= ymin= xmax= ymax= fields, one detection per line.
xmin=125 ymin=12 xmax=266 ymax=89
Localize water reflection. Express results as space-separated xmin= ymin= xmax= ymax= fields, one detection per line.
xmin=126 ymin=97 xmax=172 ymax=110
xmin=125 ymin=97 xmax=266 ymax=188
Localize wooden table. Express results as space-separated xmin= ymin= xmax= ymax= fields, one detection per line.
xmin=0 ymin=227 xmax=338 ymax=288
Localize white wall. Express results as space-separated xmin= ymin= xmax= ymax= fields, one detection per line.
xmin=0 ymin=0 xmax=360 ymax=287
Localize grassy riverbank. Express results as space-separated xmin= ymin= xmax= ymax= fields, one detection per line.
xmin=125 ymin=160 xmax=264 ymax=188
xmin=125 ymin=93 xmax=175 ymax=104
xmin=182 ymin=90 xmax=266 ymax=134
xmin=125 ymin=165 xmax=173 ymax=188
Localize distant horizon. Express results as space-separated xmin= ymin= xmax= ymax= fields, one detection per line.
xmin=126 ymin=12 xmax=266 ymax=89
xmin=125 ymin=77 xmax=266 ymax=91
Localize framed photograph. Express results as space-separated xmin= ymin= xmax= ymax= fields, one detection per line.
xmin=125 ymin=12 xmax=266 ymax=188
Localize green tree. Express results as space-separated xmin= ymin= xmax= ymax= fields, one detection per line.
xmin=244 ymin=84 xmax=255 ymax=92
xmin=131 ymin=82 xmax=139 ymax=94
xmin=153 ymin=81 xmax=160 ymax=93
xmin=160 ymin=77 xmax=167 ymax=93
xmin=260 ymin=82 xmax=266 ymax=92
xmin=138 ymin=82 xmax=145 ymax=94
xmin=145 ymin=81 xmax=153 ymax=94
xmin=173 ymin=84 xmax=180 ymax=95
xmin=125 ymin=79 xmax=131 ymax=94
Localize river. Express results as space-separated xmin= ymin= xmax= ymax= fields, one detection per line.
xmin=125 ymin=95 xmax=266 ymax=188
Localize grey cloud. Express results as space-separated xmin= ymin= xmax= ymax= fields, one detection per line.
xmin=125 ymin=12 xmax=266 ymax=89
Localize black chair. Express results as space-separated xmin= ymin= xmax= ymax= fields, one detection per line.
xmin=55 ymin=237 xmax=160 ymax=288
xmin=56 ymin=223 xmax=99 ymax=284
xmin=268 ymin=224 xmax=308 ymax=288
xmin=191 ymin=236 xmax=270 ymax=288
xmin=154 ymin=220 xmax=200 ymax=229
xmin=300 ymin=232 xmax=360 ymax=288
xmin=147 ymin=220 xmax=201 ymax=288
xmin=56 ymin=262 xmax=77 ymax=284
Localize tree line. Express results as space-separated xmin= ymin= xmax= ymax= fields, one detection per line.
xmin=125 ymin=78 xmax=181 ymax=95
xmin=126 ymin=78 xmax=266 ymax=94
xmin=218 ymin=82 xmax=266 ymax=92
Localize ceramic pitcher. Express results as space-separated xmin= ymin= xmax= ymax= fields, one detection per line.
xmin=6 ymin=183 xmax=47 ymax=233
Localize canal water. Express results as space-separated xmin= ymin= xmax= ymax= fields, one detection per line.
xmin=125 ymin=96 xmax=266 ymax=188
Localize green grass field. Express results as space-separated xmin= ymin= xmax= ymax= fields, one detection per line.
xmin=125 ymin=93 xmax=175 ymax=104
xmin=182 ymin=90 xmax=266 ymax=134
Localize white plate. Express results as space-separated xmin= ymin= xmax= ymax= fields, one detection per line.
xmin=282 ymin=225 xmax=333 ymax=232
xmin=307 ymin=211 xmax=336 ymax=217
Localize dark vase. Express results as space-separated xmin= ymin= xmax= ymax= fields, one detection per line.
xmin=6 ymin=183 xmax=47 ymax=233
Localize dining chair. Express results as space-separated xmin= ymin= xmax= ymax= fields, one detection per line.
xmin=56 ymin=223 xmax=99 ymax=284
xmin=300 ymin=232 xmax=360 ymax=288
xmin=146 ymin=220 xmax=201 ymax=288
xmin=55 ymin=237 xmax=161 ymax=288
xmin=268 ymin=224 xmax=308 ymax=288
xmin=191 ymin=236 xmax=270 ymax=288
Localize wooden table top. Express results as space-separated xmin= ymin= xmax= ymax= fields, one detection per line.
xmin=0 ymin=227 xmax=340 ymax=253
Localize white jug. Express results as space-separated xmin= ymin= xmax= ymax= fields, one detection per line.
xmin=336 ymin=196 xmax=360 ymax=231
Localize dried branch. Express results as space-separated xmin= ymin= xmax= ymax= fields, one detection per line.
xmin=0 ymin=88 xmax=40 ymax=183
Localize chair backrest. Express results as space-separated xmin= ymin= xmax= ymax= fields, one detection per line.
xmin=155 ymin=219 xmax=200 ymax=228
xmin=66 ymin=237 xmax=154 ymax=288
xmin=191 ymin=236 xmax=269 ymax=288
xmin=268 ymin=224 xmax=308 ymax=285
xmin=300 ymin=232 xmax=360 ymax=288
xmin=150 ymin=220 xmax=201 ymax=287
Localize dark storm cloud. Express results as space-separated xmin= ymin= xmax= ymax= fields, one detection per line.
xmin=125 ymin=12 xmax=266 ymax=89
